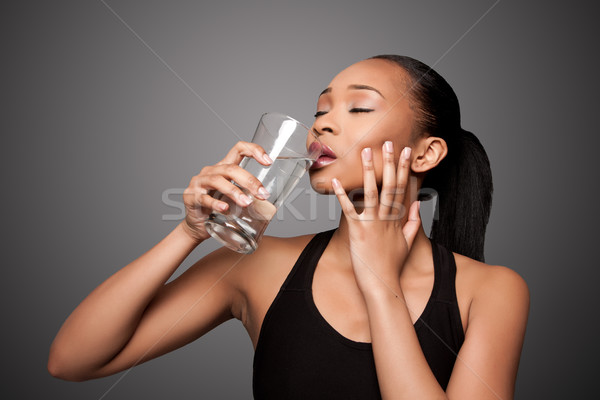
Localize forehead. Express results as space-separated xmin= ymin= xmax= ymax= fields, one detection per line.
xmin=325 ymin=58 xmax=409 ymax=99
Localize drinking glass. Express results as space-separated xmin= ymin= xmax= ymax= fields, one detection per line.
xmin=204 ymin=112 xmax=322 ymax=254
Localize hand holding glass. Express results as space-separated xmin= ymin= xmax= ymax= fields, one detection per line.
xmin=204 ymin=112 xmax=322 ymax=253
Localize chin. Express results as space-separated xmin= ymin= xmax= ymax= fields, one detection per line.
xmin=308 ymin=174 xmax=335 ymax=195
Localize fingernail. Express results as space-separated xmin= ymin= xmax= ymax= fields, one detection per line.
xmin=239 ymin=193 xmax=253 ymax=205
xmin=384 ymin=141 xmax=393 ymax=153
xmin=362 ymin=147 xmax=372 ymax=161
xmin=218 ymin=202 xmax=228 ymax=211
xmin=402 ymin=147 xmax=412 ymax=160
xmin=331 ymin=178 xmax=341 ymax=189
xmin=263 ymin=153 xmax=273 ymax=164
xmin=258 ymin=187 xmax=270 ymax=199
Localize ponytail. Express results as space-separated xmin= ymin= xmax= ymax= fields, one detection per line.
xmin=370 ymin=54 xmax=494 ymax=261
xmin=420 ymin=129 xmax=493 ymax=262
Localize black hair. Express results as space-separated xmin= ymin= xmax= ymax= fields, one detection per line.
xmin=369 ymin=54 xmax=493 ymax=262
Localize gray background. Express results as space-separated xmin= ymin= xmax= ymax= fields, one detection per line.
xmin=2 ymin=0 xmax=598 ymax=398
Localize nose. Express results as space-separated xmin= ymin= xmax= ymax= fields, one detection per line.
xmin=312 ymin=112 xmax=339 ymax=136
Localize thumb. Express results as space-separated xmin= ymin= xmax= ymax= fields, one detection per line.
xmin=402 ymin=201 xmax=421 ymax=249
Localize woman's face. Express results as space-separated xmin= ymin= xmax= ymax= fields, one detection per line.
xmin=307 ymin=58 xmax=416 ymax=194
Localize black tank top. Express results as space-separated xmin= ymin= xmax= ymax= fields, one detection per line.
xmin=252 ymin=228 xmax=464 ymax=399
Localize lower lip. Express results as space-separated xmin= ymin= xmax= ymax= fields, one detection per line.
xmin=310 ymin=156 xmax=336 ymax=170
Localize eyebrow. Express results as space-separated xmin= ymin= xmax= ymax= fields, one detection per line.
xmin=318 ymin=84 xmax=385 ymax=99
xmin=319 ymin=87 xmax=332 ymax=97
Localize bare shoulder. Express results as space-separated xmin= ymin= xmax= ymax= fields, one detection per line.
xmin=221 ymin=232 xmax=316 ymax=320
xmin=458 ymin=254 xmax=528 ymax=298
xmin=453 ymin=253 xmax=530 ymax=327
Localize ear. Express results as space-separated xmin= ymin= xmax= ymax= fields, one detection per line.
xmin=411 ymin=136 xmax=448 ymax=173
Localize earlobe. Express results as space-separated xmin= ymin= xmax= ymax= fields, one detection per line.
xmin=410 ymin=136 xmax=448 ymax=173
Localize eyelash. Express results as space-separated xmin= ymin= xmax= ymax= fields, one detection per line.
xmin=314 ymin=108 xmax=374 ymax=118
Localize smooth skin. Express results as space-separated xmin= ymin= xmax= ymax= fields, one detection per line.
xmin=48 ymin=59 xmax=529 ymax=399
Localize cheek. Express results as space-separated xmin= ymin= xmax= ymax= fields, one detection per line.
xmin=338 ymin=150 xmax=372 ymax=187
xmin=366 ymin=110 xmax=413 ymax=145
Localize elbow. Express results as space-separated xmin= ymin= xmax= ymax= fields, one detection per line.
xmin=47 ymin=359 xmax=74 ymax=382
xmin=47 ymin=349 xmax=92 ymax=382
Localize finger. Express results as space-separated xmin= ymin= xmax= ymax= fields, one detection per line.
xmin=402 ymin=200 xmax=421 ymax=249
xmin=392 ymin=146 xmax=412 ymax=217
xmin=218 ymin=141 xmax=273 ymax=166
xmin=331 ymin=178 xmax=359 ymax=220
xmin=210 ymin=163 xmax=271 ymax=200
xmin=183 ymin=187 xmax=229 ymax=212
xmin=361 ymin=147 xmax=378 ymax=216
xmin=198 ymin=174 xmax=255 ymax=207
xmin=379 ymin=141 xmax=396 ymax=218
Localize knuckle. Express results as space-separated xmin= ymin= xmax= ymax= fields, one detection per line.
xmin=230 ymin=186 xmax=242 ymax=197
xmin=183 ymin=189 xmax=202 ymax=205
xmin=246 ymin=175 xmax=260 ymax=191
xmin=364 ymin=189 xmax=378 ymax=199
xmin=238 ymin=141 xmax=252 ymax=152
xmin=382 ymin=183 xmax=395 ymax=192
xmin=195 ymin=192 xmax=207 ymax=202
xmin=199 ymin=167 xmax=214 ymax=179
xmin=394 ymin=188 xmax=406 ymax=198
xmin=190 ymin=177 xmax=201 ymax=187
xmin=363 ymin=164 xmax=374 ymax=171
xmin=380 ymin=193 xmax=394 ymax=206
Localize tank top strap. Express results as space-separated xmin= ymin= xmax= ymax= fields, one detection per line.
xmin=281 ymin=227 xmax=337 ymax=291
xmin=429 ymin=239 xmax=458 ymax=304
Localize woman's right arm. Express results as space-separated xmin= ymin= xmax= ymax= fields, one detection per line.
xmin=48 ymin=141 xmax=272 ymax=381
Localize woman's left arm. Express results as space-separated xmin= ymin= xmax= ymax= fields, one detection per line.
xmin=445 ymin=265 xmax=529 ymax=399
xmin=362 ymin=264 xmax=529 ymax=400
xmin=331 ymin=143 xmax=529 ymax=400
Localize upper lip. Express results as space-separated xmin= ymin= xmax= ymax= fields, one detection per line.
xmin=320 ymin=144 xmax=336 ymax=159
xmin=309 ymin=141 xmax=337 ymax=159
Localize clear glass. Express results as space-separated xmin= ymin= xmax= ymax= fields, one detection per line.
xmin=204 ymin=112 xmax=322 ymax=254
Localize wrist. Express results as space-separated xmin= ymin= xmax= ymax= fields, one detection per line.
xmin=361 ymin=281 xmax=405 ymax=304
xmin=178 ymin=220 xmax=209 ymax=245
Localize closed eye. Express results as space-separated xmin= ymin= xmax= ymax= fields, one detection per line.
xmin=314 ymin=108 xmax=374 ymax=118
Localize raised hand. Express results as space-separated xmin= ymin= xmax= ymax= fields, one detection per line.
xmin=331 ymin=141 xmax=421 ymax=295
xmin=182 ymin=141 xmax=272 ymax=242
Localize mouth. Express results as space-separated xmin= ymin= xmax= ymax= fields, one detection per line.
xmin=309 ymin=143 xmax=337 ymax=170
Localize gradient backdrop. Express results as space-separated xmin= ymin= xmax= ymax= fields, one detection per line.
xmin=2 ymin=1 xmax=598 ymax=398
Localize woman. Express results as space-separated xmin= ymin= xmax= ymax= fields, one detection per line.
xmin=48 ymin=55 xmax=529 ymax=399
